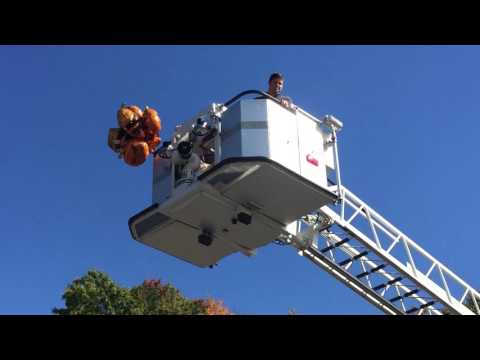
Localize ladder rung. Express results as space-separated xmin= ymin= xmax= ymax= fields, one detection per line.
xmin=405 ymin=306 xmax=419 ymax=314
xmin=389 ymin=289 xmax=420 ymax=303
xmin=338 ymin=251 xmax=369 ymax=267
xmin=372 ymin=276 xmax=403 ymax=291
xmin=320 ymin=238 xmax=350 ymax=253
xmin=389 ymin=295 xmax=402 ymax=303
xmin=370 ymin=263 xmax=386 ymax=274
xmin=356 ymin=271 xmax=369 ymax=279
xmin=419 ymin=301 xmax=436 ymax=310
xmin=404 ymin=289 xmax=420 ymax=298
xmin=406 ymin=301 xmax=435 ymax=314
xmin=356 ymin=264 xmax=387 ymax=279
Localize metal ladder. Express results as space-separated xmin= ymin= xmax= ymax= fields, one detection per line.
xmin=281 ymin=184 xmax=480 ymax=315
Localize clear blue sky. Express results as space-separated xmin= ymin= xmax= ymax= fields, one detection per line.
xmin=1 ymin=45 xmax=479 ymax=314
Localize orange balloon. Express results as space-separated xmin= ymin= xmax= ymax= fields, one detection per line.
xmin=117 ymin=107 xmax=136 ymax=129
xmin=128 ymin=105 xmax=143 ymax=119
xmin=123 ymin=139 xmax=149 ymax=166
xmin=146 ymin=134 xmax=161 ymax=153
xmin=117 ymin=105 xmax=143 ymax=130
xmin=143 ymin=108 xmax=161 ymax=133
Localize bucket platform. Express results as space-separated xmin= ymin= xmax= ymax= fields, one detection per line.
xmin=129 ymin=91 xmax=340 ymax=267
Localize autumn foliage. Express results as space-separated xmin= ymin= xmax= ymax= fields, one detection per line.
xmin=193 ymin=298 xmax=232 ymax=315
xmin=53 ymin=270 xmax=232 ymax=315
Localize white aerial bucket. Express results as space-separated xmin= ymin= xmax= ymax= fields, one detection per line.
xmin=129 ymin=92 xmax=340 ymax=267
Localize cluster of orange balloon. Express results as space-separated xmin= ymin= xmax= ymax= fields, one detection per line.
xmin=108 ymin=105 xmax=162 ymax=166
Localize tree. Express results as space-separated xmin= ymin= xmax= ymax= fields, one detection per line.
xmin=130 ymin=279 xmax=206 ymax=315
xmin=192 ymin=298 xmax=232 ymax=315
xmin=53 ymin=270 xmax=232 ymax=315
xmin=53 ymin=270 xmax=141 ymax=315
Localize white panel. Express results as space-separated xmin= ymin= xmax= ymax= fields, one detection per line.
xmin=241 ymin=129 xmax=269 ymax=157
xmin=169 ymin=191 xmax=236 ymax=233
xmin=239 ymin=100 xmax=269 ymax=158
xmin=140 ymin=220 xmax=238 ymax=267
xmin=152 ymin=156 xmax=172 ymax=203
xmin=265 ymin=101 xmax=300 ymax=173
xmin=221 ymin=160 xmax=336 ymax=224
xmin=297 ymin=111 xmax=328 ymax=188
xmin=241 ymin=99 xmax=268 ymax=123
xmin=169 ymin=189 xmax=282 ymax=250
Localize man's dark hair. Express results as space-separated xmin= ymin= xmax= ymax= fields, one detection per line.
xmin=269 ymin=73 xmax=284 ymax=82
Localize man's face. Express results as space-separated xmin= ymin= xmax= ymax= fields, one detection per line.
xmin=268 ymin=77 xmax=284 ymax=96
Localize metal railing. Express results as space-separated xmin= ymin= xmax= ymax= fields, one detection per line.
xmin=315 ymin=185 xmax=479 ymax=314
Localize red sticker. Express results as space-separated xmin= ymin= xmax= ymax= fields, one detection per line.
xmin=306 ymin=154 xmax=319 ymax=166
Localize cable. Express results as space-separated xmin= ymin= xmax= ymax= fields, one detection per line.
xmin=222 ymin=90 xmax=282 ymax=107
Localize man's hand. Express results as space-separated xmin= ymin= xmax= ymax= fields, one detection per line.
xmin=281 ymin=98 xmax=296 ymax=111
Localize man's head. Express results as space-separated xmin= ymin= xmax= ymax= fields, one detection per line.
xmin=268 ymin=73 xmax=284 ymax=97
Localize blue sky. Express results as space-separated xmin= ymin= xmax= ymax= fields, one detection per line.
xmin=1 ymin=45 xmax=479 ymax=314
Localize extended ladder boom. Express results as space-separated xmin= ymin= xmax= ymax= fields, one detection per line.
xmin=285 ymin=184 xmax=480 ymax=315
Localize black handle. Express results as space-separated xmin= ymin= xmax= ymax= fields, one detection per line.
xmin=222 ymin=90 xmax=281 ymax=107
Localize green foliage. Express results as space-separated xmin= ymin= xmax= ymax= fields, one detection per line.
xmin=52 ymin=270 xmax=141 ymax=315
xmin=130 ymin=280 xmax=207 ymax=315
xmin=53 ymin=270 xmax=232 ymax=315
